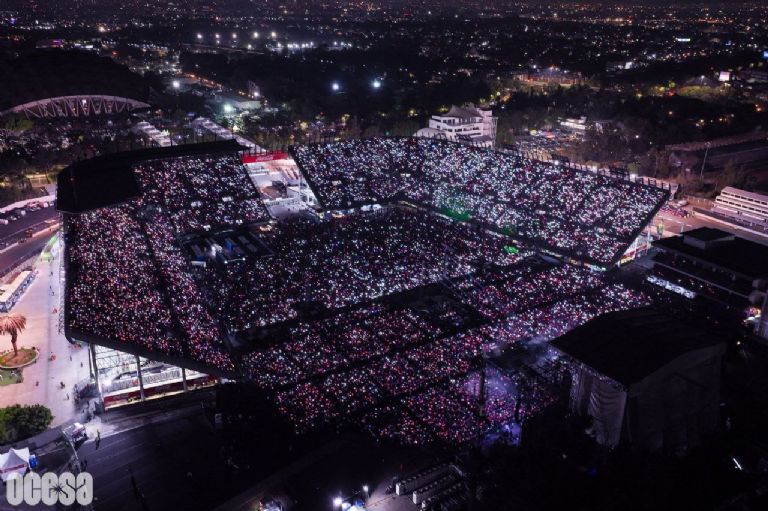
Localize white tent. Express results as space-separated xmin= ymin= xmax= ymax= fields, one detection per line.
xmin=0 ymin=448 xmax=30 ymax=482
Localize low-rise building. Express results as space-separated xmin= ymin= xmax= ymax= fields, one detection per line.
xmin=132 ymin=121 xmax=171 ymax=147
xmin=415 ymin=105 xmax=497 ymax=147
xmin=711 ymin=186 xmax=768 ymax=228
xmin=650 ymin=227 xmax=768 ymax=338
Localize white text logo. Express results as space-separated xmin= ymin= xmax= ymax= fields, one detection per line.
xmin=5 ymin=472 xmax=93 ymax=506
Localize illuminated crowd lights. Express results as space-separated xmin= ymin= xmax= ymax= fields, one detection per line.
xmin=199 ymin=208 xmax=523 ymax=332
xmin=291 ymin=138 xmax=667 ymax=266
xmin=66 ymin=145 xmax=654 ymax=445
xmin=68 ymin=154 xmax=272 ymax=372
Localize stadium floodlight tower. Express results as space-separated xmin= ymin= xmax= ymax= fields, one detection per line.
xmin=172 ymin=80 xmax=180 ymax=110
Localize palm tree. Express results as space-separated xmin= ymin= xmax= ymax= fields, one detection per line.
xmin=0 ymin=314 xmax=27 ymax=356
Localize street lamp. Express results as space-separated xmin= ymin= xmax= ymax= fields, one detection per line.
xmin=172 ymin=80 xmax=181 ymax=109
xmin=271 ymin=31 xmax=277 ymax=38
xmin=372 ymin=79 xmax=381 ymax=89
xmin=252 ymin=31 xmax=259 ymax=38
xmin=331 ymin=81 xmax=340 ymax=92
xmin=333 ymin=497 xmax=342 ymax=508
xmin=196 ymin=33 xmax=202 ymax=40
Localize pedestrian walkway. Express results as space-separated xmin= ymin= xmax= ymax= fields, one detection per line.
xmin=0 ymin=237 xmax=90 ymax=427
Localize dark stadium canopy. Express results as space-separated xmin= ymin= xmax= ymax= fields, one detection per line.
xmin=653 ymin=227 xmax=768 ymax=280
xmin=0 ymin=50 xmax=150 ymax=111
xmin=57 ymin=140 xmax=247 ymax=213
xmin=551 ymin=307 xmax=724 ymax=386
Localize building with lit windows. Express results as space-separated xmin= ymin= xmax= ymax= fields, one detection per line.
xmin=711 ymin=187 xmax=768 ymax=228
xmin=415 ymin=105 xmax=497 ymax=147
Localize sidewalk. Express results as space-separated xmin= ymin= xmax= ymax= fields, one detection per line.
xmin=0 ymin=241 xmax=90 ymax=428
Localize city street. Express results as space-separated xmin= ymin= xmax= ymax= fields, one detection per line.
xmin=0 ymin=206 xmax=57 ymax=243
xmin=38 ymin=400 xmax=426 ymax=511
xmin=0 ymin=224 xmax=60 ymax=275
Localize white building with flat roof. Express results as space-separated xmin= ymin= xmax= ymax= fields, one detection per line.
xmin=712 ymin=186 xmax=768 ymax=227
xmin=132 ymin=121 xmax=171 ymax=147
xmin=191 ymin=117 xmax=260 ymax=150
xmin=415 ymin=105 xmax=497 ymax=147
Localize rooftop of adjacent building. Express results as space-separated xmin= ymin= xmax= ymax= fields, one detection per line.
xmin=653 ymin=227 xmax=768 ymax=280
xmin=551 ymin=307 xmax=726 ymax=387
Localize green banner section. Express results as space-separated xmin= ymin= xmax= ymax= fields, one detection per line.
xmin=504 ymin=245 xmax=519 ymax=255
xmin=441 ymin=208 xmax=472 ymax=222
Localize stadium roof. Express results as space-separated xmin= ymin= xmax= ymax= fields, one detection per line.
xmin=653 ymin=227 xmax=768 ymax=279
xmin=721 ymin=186 xmax=768 ymax=204
xmin=0 ymin=50 xmax=150 ymax=112
xmin=551 ymin=307 xmax=725 ymax=386
xmin=57 ymin=140 xmax=247 ymax=213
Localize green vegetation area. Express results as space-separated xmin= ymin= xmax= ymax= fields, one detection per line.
xmin=0 ymin=404 xmax=53 ymax=444
xmin=0 ymin=368 xmax=19 ymax=387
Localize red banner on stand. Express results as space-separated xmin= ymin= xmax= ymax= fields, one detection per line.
xmin=242 ymin=151 xmax=289 ymax=164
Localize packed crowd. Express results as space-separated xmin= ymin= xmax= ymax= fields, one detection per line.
xmin=291 ymin=138 xmax=667 ymax=265
xmin=198 ymin=207 xmax=524 ymax=331
xmin=240 ymin=242 xmax=651 ymax=442
xmin=67 ymin=152 xmax=270 ymax=372
xmin=68 ymin=204 xmax=235 ymax=371
xmin=133 ymin=154 xmax=271 ymax=234
xmin=68 ymin=205 xmax=182 ymax=358
xmin=66 ymin=146 xmax=658 ymax=444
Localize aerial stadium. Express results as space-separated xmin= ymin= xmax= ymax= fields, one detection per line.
xmin=0 ymin=50 xmax=151 ymax=119
xmin=59 ymin=137 xmax=668 ymax=446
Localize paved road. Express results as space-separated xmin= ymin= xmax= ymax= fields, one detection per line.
xmin=0 ymin=227 xmax=58 ymax=276
xmin=24 ymin=401 xmax=262 ymax=511
xmin=0 ymin=207 xmax=58 ymax=244
xmin=0 ymin=386 xmax=429 ymax=511
xmin=0 ymin=244 xmax=90 ymax=429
